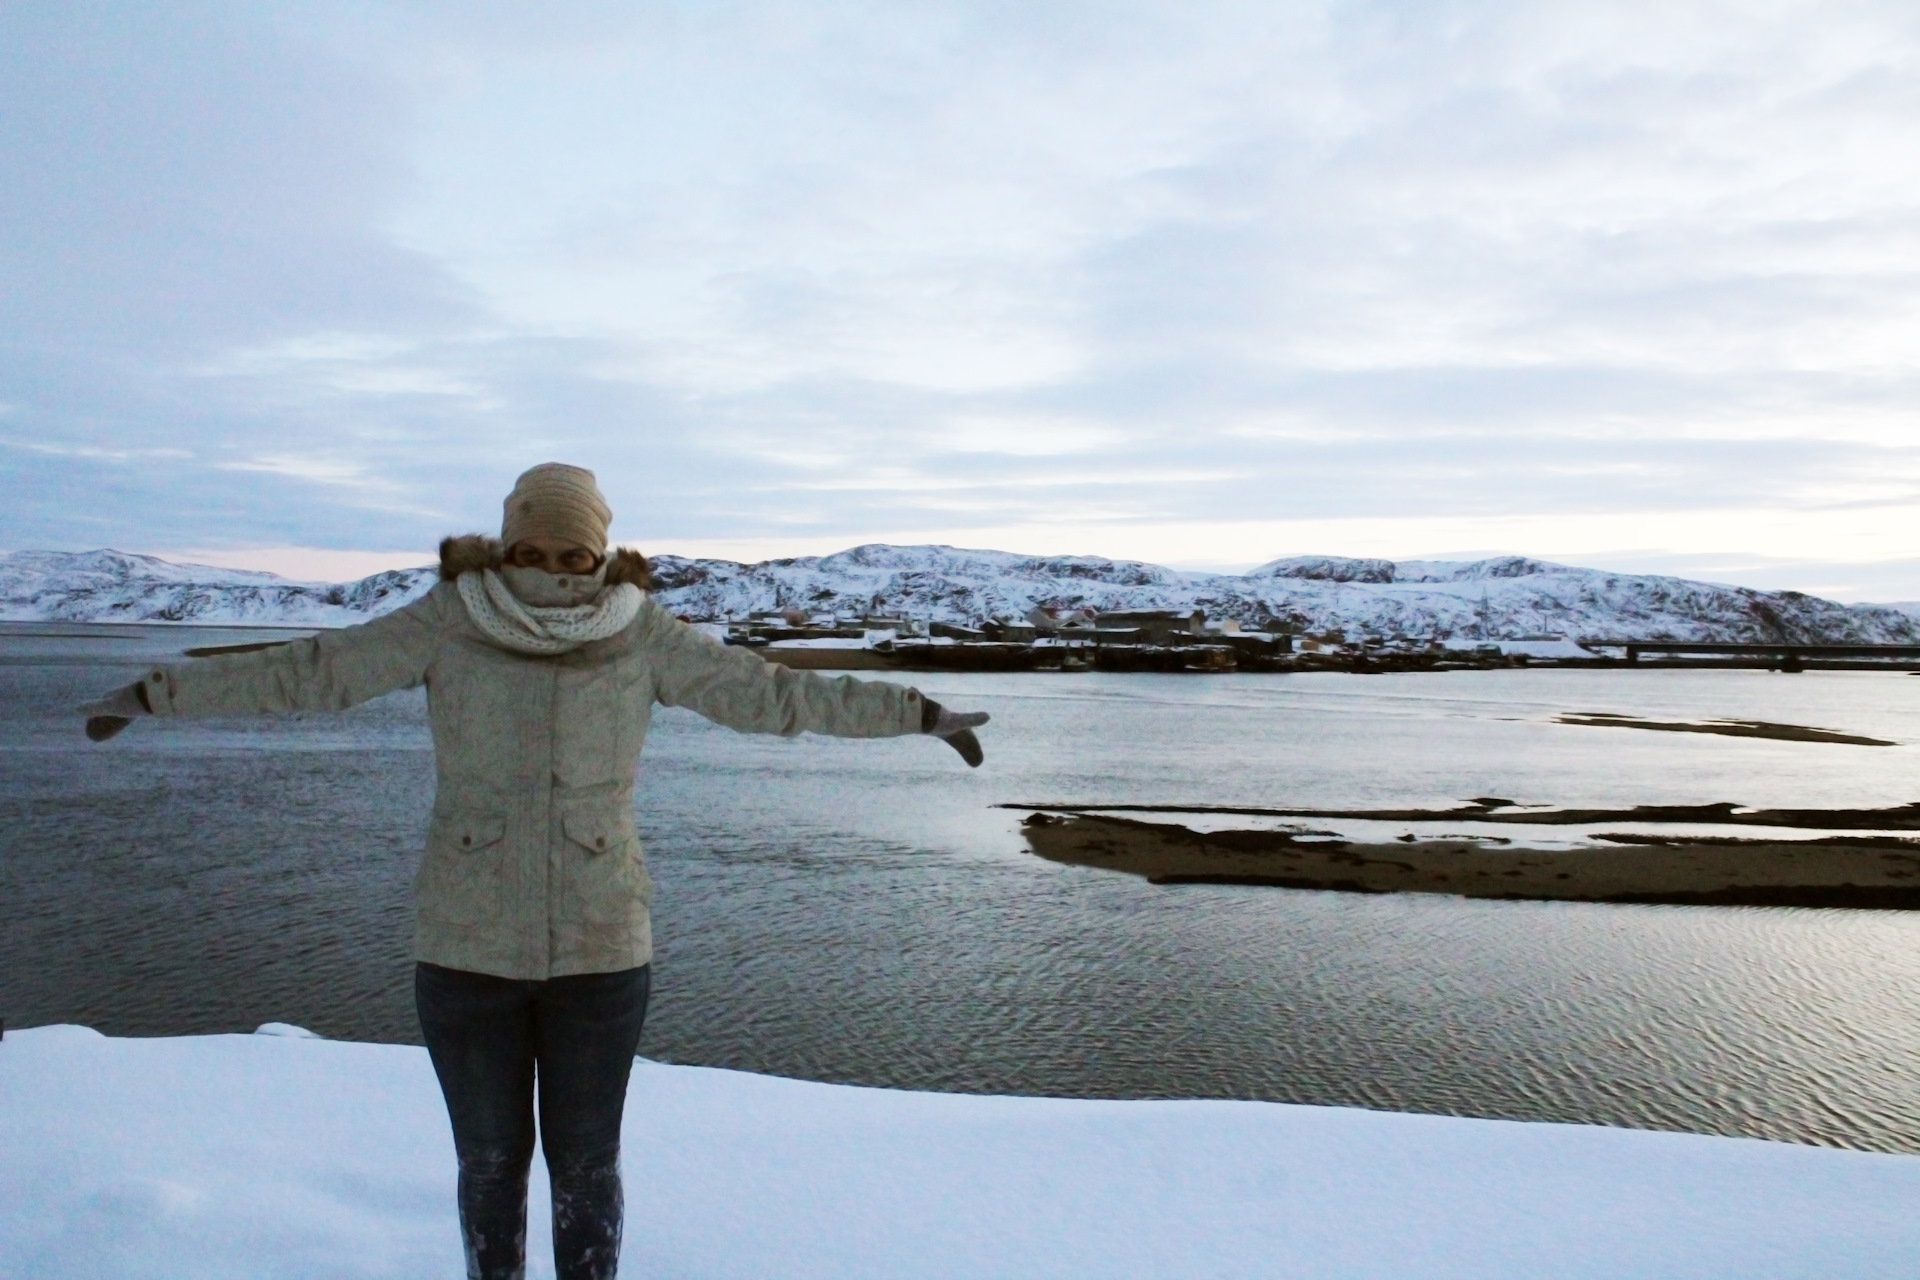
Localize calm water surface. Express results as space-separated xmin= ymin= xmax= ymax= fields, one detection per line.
xmin=4 ymin=623 xmax=1919 ymax=1153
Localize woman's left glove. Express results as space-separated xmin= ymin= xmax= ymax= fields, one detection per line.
xmin=78 ymin=681 xmax=151 ymax=742
xmin=921 ymin=698 xmax=990 ymax=768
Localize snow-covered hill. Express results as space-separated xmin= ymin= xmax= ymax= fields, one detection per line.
xmin=646 ymin=545 xmax=1920 ymax=644
xmin=4 ymin=545 xmax=1917 ymax=644
xmin=0 ymin=550 xmax=437 ymax=627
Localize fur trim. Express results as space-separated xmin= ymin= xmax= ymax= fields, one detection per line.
xmin=606 ymin=547 xmax=651 ymax=590
xmin=437 ymin=534 xmax=649 ymax=590
xmin=438 ymin=535 xmax=502 ymax=582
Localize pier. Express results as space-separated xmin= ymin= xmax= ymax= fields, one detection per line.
xmin=1591 ymin=642 xmax=1920 ymax=672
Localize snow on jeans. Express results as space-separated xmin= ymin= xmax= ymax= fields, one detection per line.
xmin=416 ymin=961 xmax=651 ymax=1280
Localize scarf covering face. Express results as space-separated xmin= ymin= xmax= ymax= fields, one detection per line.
xmin=457 ymin=565 xmax=642 ymax=655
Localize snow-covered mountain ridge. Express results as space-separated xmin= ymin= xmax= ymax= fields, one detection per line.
xmin=0 ymin=550 xmax=438 ymax=628
xmin=4 ymin=545 xmax=1917 ymax=644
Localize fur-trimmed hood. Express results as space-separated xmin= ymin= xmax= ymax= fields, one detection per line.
xmin=438 ymin=535 xmax=650 ymax=590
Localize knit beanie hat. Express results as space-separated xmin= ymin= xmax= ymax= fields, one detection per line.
xmin=501 ymin=463 xmax=613 ymax=553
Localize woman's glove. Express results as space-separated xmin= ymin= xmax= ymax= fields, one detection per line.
xmin=920 ymin=698 xmax=990 ymax=768
xmin=78 ymin=681 xmax=151 ymax=742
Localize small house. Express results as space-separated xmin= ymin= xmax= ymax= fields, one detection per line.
xmin=1091 ymin=609 xmax=1205 ymax=644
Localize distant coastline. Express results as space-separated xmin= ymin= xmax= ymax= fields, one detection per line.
xmin=4 ymin=545 xmax=1918 ymax=651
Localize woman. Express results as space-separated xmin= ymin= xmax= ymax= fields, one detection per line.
xmin=80 ymin=463 xmax=990 ymax=1280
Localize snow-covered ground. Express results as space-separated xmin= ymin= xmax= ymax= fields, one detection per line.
xmin=5 ymin=544 xmax=1918 ymax=643
xmin=2 ymin=1025 xmax=1917 ymax=1279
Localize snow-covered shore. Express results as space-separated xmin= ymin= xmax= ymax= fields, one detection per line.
xmin=2 ymin=1025 xmax=1916 ymax=1279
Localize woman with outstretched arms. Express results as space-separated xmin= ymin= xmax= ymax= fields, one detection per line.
xmin=80 ymin=463 xmax=989 ymax=1280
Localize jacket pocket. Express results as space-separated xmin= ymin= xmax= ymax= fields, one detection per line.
xmin=556 ymin=799 xmax=649 ymax=923
xmin=417 ymin=810 xmax=510 ymax=927
xmin=560 ymin=809 xmax=630 ymax=856
xmin=441 ymin=812 xmax=507 ymax=854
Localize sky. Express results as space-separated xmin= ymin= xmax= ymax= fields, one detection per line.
xmin=3 ymin=0 xmax=1918 ymax=598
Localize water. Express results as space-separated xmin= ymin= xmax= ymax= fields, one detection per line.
xmin=5 ymin=623 xmax=1920 ymax=1153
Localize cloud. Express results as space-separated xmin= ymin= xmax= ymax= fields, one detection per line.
xmin=0 ymin=3 xmax=466 ymax=349
xmin=1 ymin=0 xmax=1918 ymax=594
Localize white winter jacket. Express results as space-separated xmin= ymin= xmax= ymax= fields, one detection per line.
xmin=135 ymin=558 xmax=926 ymax=980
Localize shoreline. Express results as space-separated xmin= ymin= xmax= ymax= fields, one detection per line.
xmin=758 ymin=647 xmax=1920 ymax=674
xmin=8 ymin=621 xmax=1920 ymax=676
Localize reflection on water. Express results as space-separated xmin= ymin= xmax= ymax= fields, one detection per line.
xmin=4 ymin=624 xmax=1920 ymax=1153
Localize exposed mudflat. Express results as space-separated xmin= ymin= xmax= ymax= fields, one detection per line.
xmin=1018 ymin=811 xmax=1920 ymax=909
xmin=999 ymin=798 xmax=1920 ymax=830
xmin=1554 ymin=712 xmax=1897 ymax=746
xmin=181 ymin=639 xmax=297 ymax=658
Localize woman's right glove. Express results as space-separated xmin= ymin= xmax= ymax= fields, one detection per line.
xmin=921 ymin=698 xmax=990 ymax=768
xmin=78 ymin=682 xmax=151 ymax=742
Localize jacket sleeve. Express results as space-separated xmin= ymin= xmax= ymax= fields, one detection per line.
xmin=642 ymin=601 xmax=925 ymax=738
xmin=139 ymin=587 xmax=451 ymax=719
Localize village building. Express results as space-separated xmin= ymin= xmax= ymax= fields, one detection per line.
xmin=1089 ymin=609 xmax=1206 ymax=644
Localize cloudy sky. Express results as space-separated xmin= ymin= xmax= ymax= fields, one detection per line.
xmin=4 ymin=1 xmax=1918 ymax=596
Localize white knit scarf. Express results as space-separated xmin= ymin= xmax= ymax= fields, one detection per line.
xmin=457 ymin=568 xmax=642 ymax=655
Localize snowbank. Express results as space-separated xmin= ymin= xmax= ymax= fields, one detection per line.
xmin=3 ymin=1026 xmax=1917 ymax=1278
xmin=763 ymin=636 xmax=874 ymax=649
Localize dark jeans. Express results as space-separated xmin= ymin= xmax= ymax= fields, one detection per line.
xmin=416 ymin=962 xmax=651 ymax=1280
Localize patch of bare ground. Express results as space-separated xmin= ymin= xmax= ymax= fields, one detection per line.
xmin=1018 ymin=812 xmax=1920 ymax=910
xmin=998 ymin=799 xmax=1920 ymax=830
xmin=1553 ymin=712 xmax=1895 ymax=747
